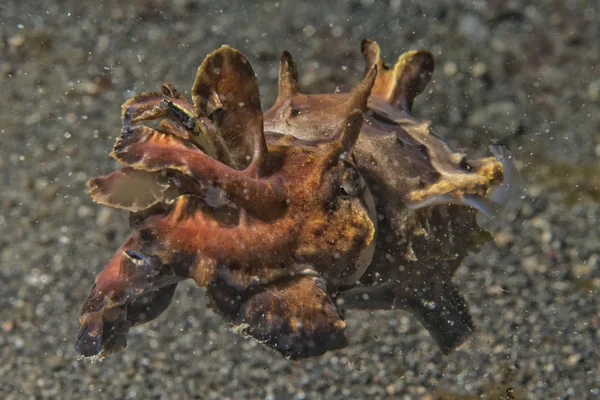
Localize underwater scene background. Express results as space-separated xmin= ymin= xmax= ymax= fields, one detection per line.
xmin=1 ymin=0 xmax=598 ymax=398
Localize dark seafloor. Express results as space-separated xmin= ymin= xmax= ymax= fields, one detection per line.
xmin=1 ymin=1 xmax=598 ymax=399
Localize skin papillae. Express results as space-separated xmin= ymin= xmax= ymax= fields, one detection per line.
xmin=76 ymin=46 xmax=379 ymax=361
xmin=264 ymin=39 xmax=522 ymax=354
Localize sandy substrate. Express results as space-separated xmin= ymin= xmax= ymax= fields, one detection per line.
xmin=1 ymin=1 xmax=598 ymax=398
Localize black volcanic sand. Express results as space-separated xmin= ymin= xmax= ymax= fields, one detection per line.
xmin=1 ymin=1 xmax=598 ymax=399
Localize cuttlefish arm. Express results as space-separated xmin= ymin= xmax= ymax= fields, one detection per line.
xmin=87 ymin=168 xmax=170 ymax=212
xmin=88 ymin=45 xmax=274 ymax=215
xmin=118 ymin=84 xmax=233 ymax=165
xmin=108 ymin=46 xmax=285 ymax=218
xmin=208 ymin=275 xmax=347 ymax=360
xmin=76 ymin=236 xmax=181 ymax=360
xmin=404 ymin=145 xmax=522 ymax=228
xmin=192 ymin=45 xmax=268 ymax=174
xmin=110 ymin=121 xmax=286 ymax=218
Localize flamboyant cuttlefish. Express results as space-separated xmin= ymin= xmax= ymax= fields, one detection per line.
xmin=76 ymin=40 xmax=520 ymax=361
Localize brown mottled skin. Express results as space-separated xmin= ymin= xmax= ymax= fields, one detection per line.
xmin=264 ymin=39 xmax=520 ymax=353
xmin=76 ymin=40 xmax=520 ymax=361
xmin=76 ymin=46 xmax=376 ymax=360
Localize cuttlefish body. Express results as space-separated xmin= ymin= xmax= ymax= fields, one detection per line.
xmin=264 ymin=39 xmax=522 ymax=353
xmin=76 ymin=46 xmax=377 ymax=360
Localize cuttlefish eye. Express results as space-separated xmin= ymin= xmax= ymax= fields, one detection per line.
xmin=339 ymin=163 xmax=361 ymax=198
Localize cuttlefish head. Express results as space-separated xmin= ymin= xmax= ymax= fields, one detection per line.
xmin=262 ymin=66 xmax=379 ymax=287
